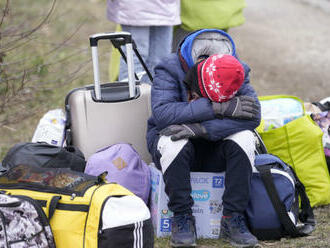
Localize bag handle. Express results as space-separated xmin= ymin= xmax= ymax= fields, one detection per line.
xmin=257 ymin=166 xmax=316 ymax=237
xmin=48 ymin=195 xmax=61 ymax=220
xmin=90 ymin=32 xmax=135 ymax=99
xmin=89 ymin=32 xmax=153 ymax=100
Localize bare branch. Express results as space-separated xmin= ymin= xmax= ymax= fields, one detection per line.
xmin=0 ymin=0 xmax=100 ymax=126
xmin=0 ymin=0 xmax=10 ymax=28
xmin=1 ymin=0 xmax=56 ymax=53
xmin=0 ymin=19 xmax=87 ymax=69
xmin=18 ymin=69 xmax=27 ymax=91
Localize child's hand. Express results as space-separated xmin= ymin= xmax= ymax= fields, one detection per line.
xmin=160 ymin=123 xmax=208 ymax=141
xmin=212 ymin=96 xmax=259 ymax=120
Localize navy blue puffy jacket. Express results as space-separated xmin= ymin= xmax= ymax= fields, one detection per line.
xmin=146 ymin=29 xmax=261 ymax=152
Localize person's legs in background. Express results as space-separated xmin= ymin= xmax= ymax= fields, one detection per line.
xmin=119 ymin=25 xmax=150 ymax=81
xmin=146 ymin=26 xmax=173 ymax=83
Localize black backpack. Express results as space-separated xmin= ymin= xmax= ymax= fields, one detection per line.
xmin=2 ymin=142 xmax=86 ymax=172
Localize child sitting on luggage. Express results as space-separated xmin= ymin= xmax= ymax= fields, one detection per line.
xmin=147 ymin=29 xmax=260 ymax=248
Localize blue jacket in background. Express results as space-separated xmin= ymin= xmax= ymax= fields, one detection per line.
xmin=146 ymin=29 xmax=261 ymax=152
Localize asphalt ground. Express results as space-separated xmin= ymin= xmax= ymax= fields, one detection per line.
xmin=230 ymin=0 xmax=330 ymax=102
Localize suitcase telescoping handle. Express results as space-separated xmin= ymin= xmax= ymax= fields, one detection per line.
xmin=89 ymin=32 xmax=136 ymax=100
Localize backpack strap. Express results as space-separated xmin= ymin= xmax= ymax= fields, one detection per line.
xmin=290 ymin=168 xmax=316 ymax=235
xmin=257 ymin=166 xmax=316 ymax=237
xmin=312 ymin=101 xmax=330 ymax=111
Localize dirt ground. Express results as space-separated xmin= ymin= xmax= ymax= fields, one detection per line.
xmin=230 ymin=0 xmax=330 ymax=102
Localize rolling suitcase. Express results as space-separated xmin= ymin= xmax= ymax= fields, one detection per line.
xmin=65 ymin=32 xmax=153 ymax=163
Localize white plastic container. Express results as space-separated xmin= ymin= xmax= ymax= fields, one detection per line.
xmin=32 ymin=109 xmax=66 ymax=146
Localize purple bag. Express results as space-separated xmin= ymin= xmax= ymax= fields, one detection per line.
xmin=85 ymin=143 xmax=151 ymax=204
xmin=312 ymin=111 xmax=330 ymax=172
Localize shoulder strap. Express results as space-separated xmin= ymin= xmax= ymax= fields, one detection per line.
xmin=290 ymin=168 xmax=316 ymax=235
xmin=257 ymin=166 xmax=315 ymax=237
xmin=111 ymin=39 xmax=153 ymax=82
xmin=312 ymin=101 xmax=330 ymax=111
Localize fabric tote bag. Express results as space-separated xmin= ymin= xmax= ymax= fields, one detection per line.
xmin=256 ymin=95 xmax=330 ymax=207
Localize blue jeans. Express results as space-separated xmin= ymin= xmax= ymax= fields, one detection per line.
xmin=119 ymin=25 xmax=173 ymax=84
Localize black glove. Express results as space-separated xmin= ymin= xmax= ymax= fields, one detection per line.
xmin=212 ymin=96 xmax=259 ymax=120
xmin=160 ymin=123 xmax=208 ymax=141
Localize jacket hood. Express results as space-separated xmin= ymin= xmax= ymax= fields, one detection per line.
xmin=178 ymin=29 xmax=237 ymax=72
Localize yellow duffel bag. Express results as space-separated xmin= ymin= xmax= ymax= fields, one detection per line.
xmin=0 ymin=164 xmax=153 ymax=248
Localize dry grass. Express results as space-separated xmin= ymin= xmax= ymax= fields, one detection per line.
xmin=0 ymin=0 xmax=113 ymax=158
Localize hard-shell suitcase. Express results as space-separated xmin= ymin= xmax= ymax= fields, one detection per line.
xmin=65 ymin=32 xmax=153 ymax=163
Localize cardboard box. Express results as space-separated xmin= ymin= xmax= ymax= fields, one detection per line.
xmin=149 ymin=165 xmax=225 ymax=239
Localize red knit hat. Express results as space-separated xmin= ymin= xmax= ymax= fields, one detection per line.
xmin=197 ymin=54 xmax=244 ymax=102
